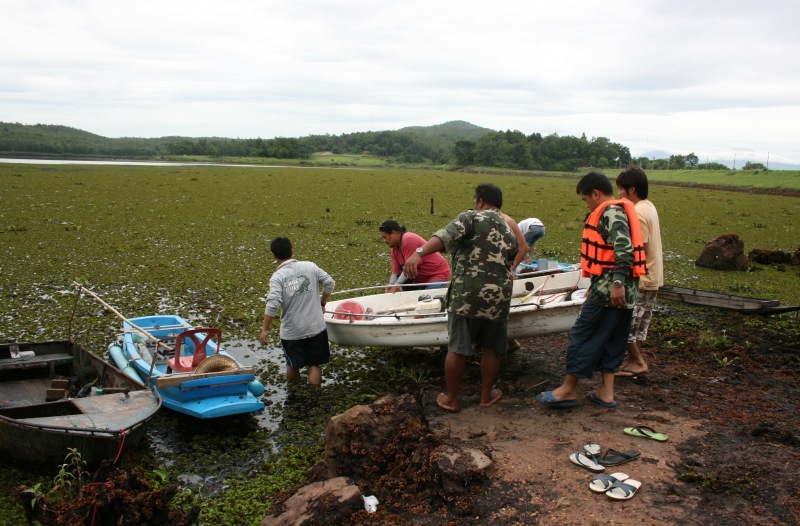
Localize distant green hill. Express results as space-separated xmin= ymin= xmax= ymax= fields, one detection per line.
xmin=0 ymin=120 xmax=635 ymax=171
xmin=399 ymin=120 xmax=494 ymax=141
xmin=0 ymin=120 xmax=494 ymax=162
xmin=0 ymin=122 xmax=206 ymax=157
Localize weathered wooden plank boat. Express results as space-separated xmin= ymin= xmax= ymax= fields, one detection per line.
xmin=116 ymin=315 xmax=265 ymax=419
xmin=324 ymin=266 xmax=590 ymax=348
xmin=657 ymin=285 xmax=800 ymax=314
xmin=0 ymin=340 xmax=161 ymax=472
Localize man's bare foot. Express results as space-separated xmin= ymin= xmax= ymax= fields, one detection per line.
xmin=507 ymin=340 xmax=521 ymax=352
xmin=480 ymin=388 xmax=503 ymax=407
xmin=616 ymin=367 xmax=649 ymax=377
xmin=436 ymin=392 xmax=460 ymax=412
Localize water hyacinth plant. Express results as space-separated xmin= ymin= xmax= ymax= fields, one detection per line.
xmin=2 ymin=162 xmax=799 ymax=525
xmin=1 ymin=163 xmax=798 ymax=349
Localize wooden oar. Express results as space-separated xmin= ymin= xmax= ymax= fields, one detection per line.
xmin=375 ymin=298 xmax=444 ymax=316
xmin=331 ymin=281 xmax=450 ymax=296
xmin=512 ymin=286 xmax=579 ymax=308
xmin=73 ymin=282 xmax=173 ymax=385
xmin=374 ymin=284 xmax=581 ymax=316
xmin=374 ymin=282 xmax=543 ymax=316
xmin=73 ymin=282 xmax=174 ymax=354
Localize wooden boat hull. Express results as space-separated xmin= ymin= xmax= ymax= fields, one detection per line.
xmin=0 ymin=340 xmax=161 ymax=472
xmin=325 ymin=268 xmax=589 ymax=348
xmin=120 ymin=315 xmax=265 ymax=419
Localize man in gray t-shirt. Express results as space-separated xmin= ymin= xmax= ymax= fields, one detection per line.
xmin=260 ymin=237 xmax=335 ymax=386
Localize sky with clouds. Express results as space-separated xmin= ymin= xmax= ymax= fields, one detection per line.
xmin=2 ymin=0 xmax=799 ymax=166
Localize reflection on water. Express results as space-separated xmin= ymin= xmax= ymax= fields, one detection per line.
xmin=0 ymin=157 xmax=348 ymax=170
xmin=223 ymin=339 xmax=286 ymax=429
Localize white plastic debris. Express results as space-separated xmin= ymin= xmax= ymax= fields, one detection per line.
xmin=363 ymin=495 xmax=379 ymax=513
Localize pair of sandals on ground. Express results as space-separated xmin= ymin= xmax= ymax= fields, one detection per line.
xmin=570 ymin=443 xmax=642 ymax=500
xmin=569 ymin=427 xmax=669 ymax=500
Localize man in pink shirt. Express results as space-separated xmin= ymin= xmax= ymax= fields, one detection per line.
xmin=379 ymin=220 xmax=451 ymax=293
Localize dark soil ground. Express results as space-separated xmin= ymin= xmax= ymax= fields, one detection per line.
xmin=346 ymin=302 xmax=800 ymax=525
xmin=16 ymin=303 xmax=798 ymax=526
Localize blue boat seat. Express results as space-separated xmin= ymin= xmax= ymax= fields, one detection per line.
xmin=167 ymin=328 xmax=221 ymax=373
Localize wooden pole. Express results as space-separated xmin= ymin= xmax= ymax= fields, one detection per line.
xmin=72 ymin=282 xmax=174 ymax=354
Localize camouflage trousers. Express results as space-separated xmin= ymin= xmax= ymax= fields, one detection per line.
xmin=628 ymin=290 xmax=659 ymax=343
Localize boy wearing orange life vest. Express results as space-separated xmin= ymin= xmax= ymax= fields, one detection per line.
xmin=537 ymin=172 xmax=646 ymax=409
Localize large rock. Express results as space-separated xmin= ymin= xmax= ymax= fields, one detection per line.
xmin=696 ymin=234 xmax=751 ymax=270
xmin=749 ymin=248 xmax=793 ymax=265
xmin=749 ymin=247 xmax=800 ymax=266
xmin=260 ymin=477 xmax=363 ymax=526
xmin=429 ymin=444 xmax=493 ymax=493
xmin=264 ymin=394 xmax=496 ymax=524
xmin=324 ymin=394 xmax=428 ymax=479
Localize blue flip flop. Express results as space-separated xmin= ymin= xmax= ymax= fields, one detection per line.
xmin=536 ymin=390 xmax=577 ymax=408
xmin=587 ymin=391 xmax=618 ymax=408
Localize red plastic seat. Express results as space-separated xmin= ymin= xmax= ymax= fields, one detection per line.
xmin=167 ymin=328 xmax=221 ymax=373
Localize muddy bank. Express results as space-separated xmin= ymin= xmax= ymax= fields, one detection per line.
xmin=266 ymin=303 xmax=800 ymax=525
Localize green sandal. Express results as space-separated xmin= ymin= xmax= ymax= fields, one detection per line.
xmin=623 ymin=425 xmax=668 ymax=442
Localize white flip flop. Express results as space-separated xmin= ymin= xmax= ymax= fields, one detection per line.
xmin=569 ymin=452 xmax=605 ymax=473
xmin=589 ymin=472 xmax=629 ymax=493
xmin=606 ymin=478 xmax=642 ymax=500
xmin=583 ymin=443 xmax=602 ymax=455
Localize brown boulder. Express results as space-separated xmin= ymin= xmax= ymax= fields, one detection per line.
xmin=324 ymin=393 xmax=429 ymax=480
xmin=260 ymin=477 xmax=364 ymax=526
xmin=748 ymin=249 xmax=793 ymax=265
xmin=264 ymin=394 xmax=497 ymax=524
xmin=696 ymin=234 xmax=751 ymax=270
xmin=430 ymin=444 xmax=493 ymax=493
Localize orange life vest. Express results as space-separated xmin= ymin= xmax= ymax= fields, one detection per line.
xmin=580 ymin=199 xmax=647 ymax=278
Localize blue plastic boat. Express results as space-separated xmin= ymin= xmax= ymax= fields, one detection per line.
xmin=114 ymin=315 xmax=265 ymax=419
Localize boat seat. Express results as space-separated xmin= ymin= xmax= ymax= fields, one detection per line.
xmin=167 ymin=328 xmax=221 ymax=373
xmin=0 ymin=353 xmax=73 ymax=377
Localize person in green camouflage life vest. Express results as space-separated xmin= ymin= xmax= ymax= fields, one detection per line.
xmin=404 ymin=183 xmax=518 ymax=412
xmin=536 ymin=172 xmax=642 ymax=409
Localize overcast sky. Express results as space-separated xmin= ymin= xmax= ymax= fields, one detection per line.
xmin=2 ymin=0 xmax=799 ymax=165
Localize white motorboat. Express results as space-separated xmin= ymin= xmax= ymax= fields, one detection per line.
xmin=324 ymin=265 xmax=589 ymax=348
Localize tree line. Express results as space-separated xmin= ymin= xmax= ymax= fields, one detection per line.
xmin=1 ymin=121 xmax=758 ymax=170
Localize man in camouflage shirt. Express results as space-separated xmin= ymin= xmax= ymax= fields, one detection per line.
xmin=537 ymin=172 xmax=642 ymax=409
xmin=404 ymin=183 xmax=517 ymax=412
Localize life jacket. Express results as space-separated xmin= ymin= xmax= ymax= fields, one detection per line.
xmin=580 ymin=199 xmax=647 ymax=278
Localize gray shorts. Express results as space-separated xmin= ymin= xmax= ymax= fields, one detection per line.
xmin=628 ymin=290 xmax=659 ymax=343
xmin=447 ymin=313 xmax=508 ymax=356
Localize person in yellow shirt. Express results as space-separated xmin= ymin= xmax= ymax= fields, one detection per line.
xmin=615 ymin=165 xmax=663 ymax=377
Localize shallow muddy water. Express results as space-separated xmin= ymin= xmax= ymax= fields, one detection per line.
xmin=135 ymin=338 xmax=373 ymax=495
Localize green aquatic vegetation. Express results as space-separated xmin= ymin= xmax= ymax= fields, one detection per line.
xmin=144 ymin=466 xmax=171 ymax=489
xmin=2 ymin=163 xmax=800 ymax=523
xmin=700 ymin=329 xmax=732 ymax=349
